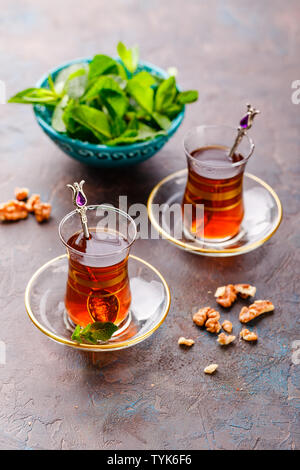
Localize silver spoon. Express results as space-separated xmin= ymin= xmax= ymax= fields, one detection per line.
xmin=228 ymin=104 xmax=260 ymax=160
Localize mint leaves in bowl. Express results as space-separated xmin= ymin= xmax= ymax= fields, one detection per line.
xmin=9 ymin=43 xmax=198 ymax=168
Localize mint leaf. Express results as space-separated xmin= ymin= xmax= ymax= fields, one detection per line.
xmin=127 ymin=113 xmax=139 ymax=130
xmin=48 ymin=74 xmax=56 ymax=93
xmin=69 ymin=104 xmax=112 ymax=139
xmin=116 ymin=63 xmax=128 ymax=80
xmin=129 ymin=70 xmax=157 ymax=88
xmin=105 ymin=74 xmax=127 ymax=90
xmin=163 ymin=103 xmax=183 ymax=119
xmin=154 ymin=76 xmax=177 ymax=113
xmin=83 ymin=76 xmax=121 ymax=101
xmin=83 ymin=76 xmax=128 ymax=118
xmin=62 ymin=101 xmax=100 ymax=142
xmin=54 ymin=63 xmax=88 ymax=95
xmin=101 ymin=89 xmax=128 ymax=118
xmin=72 ymin=325 xmax=82 ymax=342
xmin=88 ymin=55 xmax=119 ymax=80
xmin=65 ymin=68 xmax=88 ymax=99
xmin=127 ymin=81 xmax=154 ymax=114
xmin=110 ymin=116 xmax=127 ymax=137
xmin=138 ymin=122 xmax=166 ymax=139
xmin=8 ymin=88 xmax=60 ymax=105
xmin=117 ymin=42 xmax=139 ymax=74
xmin=51 ymin=94 xmax=69 ymax=132
xmin=152 ymin=111 xmax=171 ymax=130
xmin=106 ymin=129 xmax=139 ymax=146
xmin=176 ymin=90 xmax=198 ymax=104
xmin=106 ymin=123 xmax=165 ymax=145
xmin=72 ymin=322 xmax=118 ymax=344
xmin=62 ymin=99 xmax=80 ymax=134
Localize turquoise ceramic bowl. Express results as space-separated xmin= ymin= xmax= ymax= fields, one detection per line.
xmin=33 ymin=58 xmax=185 ymax=168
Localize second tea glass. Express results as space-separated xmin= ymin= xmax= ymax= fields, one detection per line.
xmin=182 ymin=125 xmax=254 ymax=242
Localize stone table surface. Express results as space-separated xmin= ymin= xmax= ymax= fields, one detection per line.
xmin=0 ymin=0 xmax=299 ymax=450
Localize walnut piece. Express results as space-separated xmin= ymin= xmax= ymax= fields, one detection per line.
xmin=204 ymin=364 xmax=218 ymax=374
xmin=240 ymin=329 xmax=258 ymax=341
xmin=0 ymin=200 xmax=28 ymax=221
xmin=207 ymin=309 xmax=220 ymax=321
xmin=214 ymin=286 xmax=226 ymax=297
xmin=26 ymin=194 xmax=40 ymax=212
xmin=239 ymin=300 xmax=275 ymax=323
xmin=235 ymin=283 xmax=256 ymax=298
xmin=178 ymin=337 xmax=195 ymax=347
xmin=193 ymin=307 xmax=209 ymax=326
xmin=14 ymin=187 xmax=29 ymax=201
xmin=217 ymin=332 xmax=236 ymax=345
xmin=206 ymin=318 xmax=221 ymax=334
xmin=222 ymin=320 xmax=233 ymax=333
xmin=193 ymin=307 xmax=220 ymax=327
xmin=34 ymin=202 xmax=52 ymax=223
xmin=215 ymin=284 xmax=237 ymax=308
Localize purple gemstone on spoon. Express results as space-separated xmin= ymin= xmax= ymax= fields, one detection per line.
xmin=76 ymin=191 xmax=86 ymax=207
xmin=240 ymin=114 xmax=249 ymax=129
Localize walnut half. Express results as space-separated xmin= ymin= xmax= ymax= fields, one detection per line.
xmin=239 ymin=300 xmax=275 ymax=323
xmin=193 ymin=307 xmax=210 ymax=326
xmin=14 ymin=187 xmax=29 ymax=201
xmin=240 ymin=329 xmax=258 ymax=341
xmin=178 ymin=337 xmax=195 ymax=347
xmin=34 ymin=202 xmax=52 ymax=223
xmin=222 ymin=320 xmax=233 ymax=333
xmin=206 ymin=318 xmax=221 ymax=334
xmin=215 ymin=284 xmax=237 ymax=308
xmin=0 ymin=200 xmax=28 ymax=221
xmin=217 ymin=332 xmax=236 ymax=345
xmin=204 ymin=364 xmax=218 ymax=374
xmin=26 ymin=194 xmax=41 ymax=212
xmin=235 ymin=284 xmax=256 ymax=298
xmin=193 ymin=307 xmax=220 ymax=327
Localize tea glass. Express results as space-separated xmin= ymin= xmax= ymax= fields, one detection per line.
xmin=182 ymin=125 xmax=254 ymax=242
xmin=59 ymin=205 xmax=137 ymax=327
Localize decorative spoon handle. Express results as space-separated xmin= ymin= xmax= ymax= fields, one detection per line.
xmin=228 ymin=104 xmax=260 ymax=160
xmin=67 ymin=180 xmax=90 ymax=239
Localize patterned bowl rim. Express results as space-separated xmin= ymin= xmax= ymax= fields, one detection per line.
xmin=33 ymin=57 xmax=185 ymax=152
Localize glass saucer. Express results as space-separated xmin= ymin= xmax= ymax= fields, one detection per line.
xmin=25 ymin=254 xmax=171 ymax=351
xmin=147 ymin=170 xmax=282 ymax=257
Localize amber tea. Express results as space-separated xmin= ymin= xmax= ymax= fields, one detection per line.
xmin=182 ymin=145 xmax=245 ymax=241
xmin=59 ymin=204 xmax=136 ymax=329
xmin=64 ymin=228 xmax=132 ymax=327
xmin=182 ymin=124 xmax=255 ymax=242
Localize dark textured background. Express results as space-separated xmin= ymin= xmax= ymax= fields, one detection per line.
xmin=0 ymin=0 xmax=299 ymax=450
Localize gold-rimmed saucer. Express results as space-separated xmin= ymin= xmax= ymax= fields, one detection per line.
xmin=25 ymin=254 xmax=171 ymax=351
xmin=147 ymin=170 xmax=282 ymax=257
